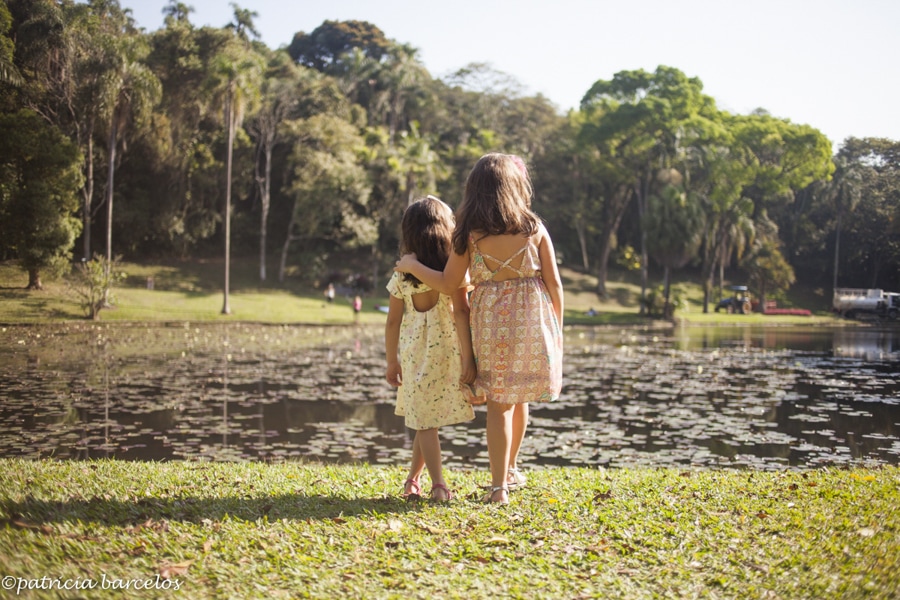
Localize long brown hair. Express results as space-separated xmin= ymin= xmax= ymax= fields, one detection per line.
xmin=452 ymin=153 xmax=540 ymax=255
xmin=400 ymin=196 xmax=454 ymax=285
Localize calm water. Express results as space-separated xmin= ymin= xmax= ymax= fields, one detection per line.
xmin=1 ymin=323 xmax=898 ymax=470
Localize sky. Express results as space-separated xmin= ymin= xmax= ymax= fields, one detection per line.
xmin=122 ymin=0 xmax=900 ymax=151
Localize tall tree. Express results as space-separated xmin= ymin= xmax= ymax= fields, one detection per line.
xmin=824 ymin=154 xmax=865 ymax=289
xmin=580 ymin=66 xmax=720 ymax=304
xmin=206 ymin=6 xmax=263 ymax=314
xmin=643 ymin=176 xmax=704 ymax=315
xmin=98 ymin=24 xmax=161 ymax=285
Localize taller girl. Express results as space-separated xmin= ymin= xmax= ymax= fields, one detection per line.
xmin=396 ymin=153 xmax=563 ymax=504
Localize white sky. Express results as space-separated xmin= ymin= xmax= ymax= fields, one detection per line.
xmin=123 ymin=0 xmax=900 ymax=152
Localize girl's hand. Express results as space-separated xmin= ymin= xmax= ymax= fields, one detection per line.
xmin=394 ymin=253 xmax=418 ymax=273
xmin=386 ymin=362 xmax=402 ymax=387
xmin=459 ymin=356 xmax=476 ymax=385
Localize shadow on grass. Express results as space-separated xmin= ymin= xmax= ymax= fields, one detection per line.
xmin=3 ymin=493 xmax=430 ymax=527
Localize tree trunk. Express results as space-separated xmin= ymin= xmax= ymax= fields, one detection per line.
xmin=259 ymin=138 xmax=272 ymax=282
xmin=832 ymin=213 xmax=842 ymax=291
xmin=103 ymin=118 xmax=117 ymax=305
xmin=663 ymin=266 xmax=672 ymax=319
xmin=27 ymin=268 xmax=42 ymax=290
xmin=82 ymin=129 xmax=94 ymax=261
xmin=575 ymin=218 xmax=589 ymax=271
xmin=279 ymin=197 xmax=299 ymax=283
xmin=222 ymin=90 xmax=234 ymax=315
xmin=635 ymin=175 xmax=650 ymax=314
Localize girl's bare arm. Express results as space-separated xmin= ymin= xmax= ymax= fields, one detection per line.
xmin=395 ymin=250 xmax=469 ymax=296
xmin=451 ymin=286 xmax=476 ymax=385
xmin=384 ymin=295 xmax=404 ymax=387
xmin=538 ymin=224 xmax=564 ymax=326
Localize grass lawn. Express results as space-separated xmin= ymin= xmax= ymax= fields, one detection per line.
xmin=1 ymin=460 xmax=897 ymax=599
xmin=0 ymin=259 xmax=840 ymax=327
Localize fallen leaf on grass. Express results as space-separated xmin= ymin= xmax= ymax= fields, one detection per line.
xmin=418 ymin=523 xmax=455 ymax=535
xmin=485 ymin=536 xmax=511 ymax=545
xmin=159 ymin=560 xmax=193 ymax=579
xmin=10 ymin=519 xmax=53 ymax=535
xmin=857 ymin=528 xmax=875 ymax=537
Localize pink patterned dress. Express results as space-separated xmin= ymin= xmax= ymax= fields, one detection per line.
xmin=468 ymin=234 xmax=563 ymax=404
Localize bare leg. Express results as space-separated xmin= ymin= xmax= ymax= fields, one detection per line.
xmin=485 ymin=400 xmax=513 ymax=503
xmin=416 ymin=428 xmax=449 ymax=500
xmin=508 ymin=402 xmax=529 ymax=471
xmin=405 ymin=431 xmax=426 ymax=495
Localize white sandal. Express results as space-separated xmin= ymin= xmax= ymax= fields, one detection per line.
xmin=507 ymin=468 xmax=526 ymax=489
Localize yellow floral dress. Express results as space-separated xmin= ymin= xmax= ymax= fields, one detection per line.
xmin=387 ymin=272 xmax=475 ymax=430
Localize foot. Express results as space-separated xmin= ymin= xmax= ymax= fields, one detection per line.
xmin=402 ymin=477 xmax=421 ymax=498
xmin=430 ymin=483 xmax=452 ymax=502
xmin=482 ymin=486 xmax=509 ymax=504
xmin=507 ymin=467 xmax=526 ymax=489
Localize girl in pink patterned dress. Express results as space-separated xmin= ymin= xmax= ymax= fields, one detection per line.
xmin=396 ymin=154 xmax=563 ymax=504
xmin=385 ymin=196 xmax=476 ymax=502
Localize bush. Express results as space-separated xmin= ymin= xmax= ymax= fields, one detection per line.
xmin=67 ymin=256 xmax=126 ymax=320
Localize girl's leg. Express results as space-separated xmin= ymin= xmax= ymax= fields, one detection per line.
xmin=485 ymin=400 xmax=514 ymax=503
xmin=405 ymin=431 xmax=426 ymax=495
xmin=508 ymin=402 xmax=529 ymax=471
xmin=416 ymin=428 xmax=449 ymax=500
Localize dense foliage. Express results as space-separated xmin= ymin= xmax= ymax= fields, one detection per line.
xmin=2 ymin=0 xmax=898 ymax=308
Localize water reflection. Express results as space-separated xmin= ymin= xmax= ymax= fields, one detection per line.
xmin=0 ymin=323 xmax=897 ymax=470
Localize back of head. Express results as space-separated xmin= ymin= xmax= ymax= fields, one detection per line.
xmin=400 ymin=195 xmax=454 ymax=285
xmin=452 ymin=153 xmax=539 ymax=254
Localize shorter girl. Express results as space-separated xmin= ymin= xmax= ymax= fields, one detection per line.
xmin=384 ymin=196 xmax=476 ymax=501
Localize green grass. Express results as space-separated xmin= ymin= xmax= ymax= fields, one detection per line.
xmin=1 ymin=259 xmax=841 ymax=327
xmin=1 ymin=460 xmax=897 ymax=599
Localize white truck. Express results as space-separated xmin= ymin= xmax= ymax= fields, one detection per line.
xmin=832 ymin=288 xmax=900 ymax=320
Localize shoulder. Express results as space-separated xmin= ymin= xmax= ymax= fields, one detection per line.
xmin=387 ymin=272 xmax=406 ymax=297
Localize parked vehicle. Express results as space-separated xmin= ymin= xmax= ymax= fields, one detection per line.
xmin=715 ymin=285 xmax=752 ymax=314
xmin=833 ymin=288 xmax=900 ymax=320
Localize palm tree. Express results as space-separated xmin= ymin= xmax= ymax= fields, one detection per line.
xmin=206 ymin=7 xmax=263 ymax=314
xmin=825 ymin=155 xmax=864 ymax=289
xmin=100 ymin=33 xmax=161 ymax=281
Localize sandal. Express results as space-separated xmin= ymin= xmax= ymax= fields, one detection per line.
xmin=482 ymin=486 xmax=509 ymax=505
xmin=430 ymin=483 xmax=452 ymax=502
xmin=507 ymin=468 xmax=527 ymax=489
xmin=402 ymin=477 xmax=421 ymax=498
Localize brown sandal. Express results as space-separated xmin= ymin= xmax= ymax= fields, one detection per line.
xmin=482 ymin=486 xmax=509 ymax=505
xmin=430 ymin=483 xmax=452 ymax=502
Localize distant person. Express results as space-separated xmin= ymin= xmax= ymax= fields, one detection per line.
xmin=396 ymin=154 xmax=563 ymax=504
xmin=352 ymin=295 xmax=362 ymax=322
xmin=384 ymin=196 xmax=477 ymax=502
xmin=324 ymin=283 xmax=335 ymax=304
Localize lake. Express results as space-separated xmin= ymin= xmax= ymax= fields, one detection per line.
xmin=1 ymin=322 xmax=897 ymax=470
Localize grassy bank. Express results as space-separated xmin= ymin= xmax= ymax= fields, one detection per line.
xmin=1 ymin=460 xmax=897 ymax=599
xmin=0 ymin=259 xmax=838 ymax=327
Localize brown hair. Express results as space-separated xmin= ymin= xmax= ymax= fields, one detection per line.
xmin=452 ymin=153 xmax=540 ymax=255
xmin=399 ymin=195 xmax=455 ymax=285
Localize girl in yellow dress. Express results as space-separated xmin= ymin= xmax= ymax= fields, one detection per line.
xmin=384 ymin=196 xmax=476 ymax=501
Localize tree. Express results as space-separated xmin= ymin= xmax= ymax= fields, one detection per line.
xmin=278 ymin=113 xmax=371 ymax=283
xmin=580 ymin=66 xmax=720 ymax=304
xmin=0 ymin=2 xmax=22 ymax=86
xmin=288 ymin=20 xmax=389 ymax=73
xmin=0 ymin=110 xmax=83 ymax=289
xmin=97 ymin=18 xmax=161 ymax=285
xmin=643 ymin=177 xmax=704 ymax=316
xmin=206 ymin=7 xmax=264 ymax=314
xmin=823 ymin=155 xmax=864 ymax=289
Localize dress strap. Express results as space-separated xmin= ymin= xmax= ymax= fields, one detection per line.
xmin=471 ymin=236 xmax=530 ymax=278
